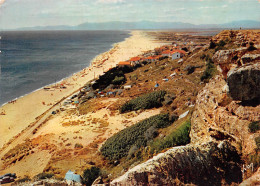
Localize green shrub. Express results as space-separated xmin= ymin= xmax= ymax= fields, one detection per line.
xmin=74 ymin=143 xmax=83 ymax=148
xmin=100 ymin=113 xmax=173 ymax=160
xmin=33 ymin=172 xmax=54 ymax=180
xmin=200 ymin=58 xmax=216 ymax=81
xmin=92 ymin=67 xmax=126 ymax=90
xmin=218 ymin=40 xmax=226 ymax=47
xmin=247 ymin=42 xmax=257 ymax=51
xmin=120 ymin=90 xmax=166 ymax=113
xmin=112 ymin=76 xmax=125 ymax=85
xmin=249 ymin=121 xmax=260 ymax=133
xmin=82 ymin=166 xmax=100 ymax=186
xmin=15 ymin=176 xmax=31 ymax=183
xmin=150 ymin=119 xmax=191 ymax=153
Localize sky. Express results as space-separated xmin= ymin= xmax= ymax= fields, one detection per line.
xmin=0 ymin=0 xmax=259 ymax=29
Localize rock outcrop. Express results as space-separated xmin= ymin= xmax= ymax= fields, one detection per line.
xmin=241 ymin=53 xmax=260 ymax=64
xmin=191 ymin=75 xmax=260 ymax=155
xmin=227 ymin=63 xmax=260 ymax=101
xmin=211 ymin=48 xmax=247 ymax=78
xmin=110 ymin=141 xmax=241 ymax=186
xmin=212 ymin=50 xmax=234 ymax=65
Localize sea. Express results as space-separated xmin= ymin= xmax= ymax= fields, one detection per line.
xmin=0 ymin=30 xmax=130 ymax=106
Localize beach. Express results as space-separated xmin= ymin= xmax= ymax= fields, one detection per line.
xmin=0 ymin=30 xmax=163 ymax=150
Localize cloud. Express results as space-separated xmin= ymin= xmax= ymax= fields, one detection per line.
xmin=97 ymin=0 xmax=125 ymax=3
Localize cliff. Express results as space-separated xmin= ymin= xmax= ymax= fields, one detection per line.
xmin=190 ymin=74 xmax=259 ymax=156
xmin=110 ymin=141 xmax=241 ymax=186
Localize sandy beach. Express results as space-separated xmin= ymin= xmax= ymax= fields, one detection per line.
xmin=0 ymin=30 xmax=163 ymax=150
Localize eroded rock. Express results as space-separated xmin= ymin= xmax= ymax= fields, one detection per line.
xmin=110 ymin=142 xmax=242 ymax=186
xmin=241 ymin=53 xmax=260 ymax=64
xmin=191 ymin=75 xmax=260 ymax=155
xmin=227 ymin=63 xmax=260 ymax=101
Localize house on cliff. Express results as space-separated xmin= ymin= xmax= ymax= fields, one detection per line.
xmin=162 ymin=50 xmax=186 ymax=60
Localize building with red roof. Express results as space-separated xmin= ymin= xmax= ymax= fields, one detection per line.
xmin=162 ymin=49 xmax=186 ymax=60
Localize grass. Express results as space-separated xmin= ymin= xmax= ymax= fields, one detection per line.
xmin=149 ymin=118 xmax=191 ymax=154
xmin=100 ymin=113 xmax=173 ymax=160
xmin=120 ymin=90 xmax=166 ymax=113
xmin=200 ymin=57 xmax=217 ymax=82
xmin=33 ymin=172 xmax=54 ymax=180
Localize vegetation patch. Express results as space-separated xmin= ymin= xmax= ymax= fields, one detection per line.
xmin=33 ymin=172 xmax=54 ymax=180
xmin=249 ymin=121 xmax=260 ymax=133
xmin=100 ymin=113 xmax=173 ymax=160
xmin=15 ymin=176 xmax=31 ymax=183
xmin=200 ymin=56 xmax=217 ymax=82
xmin=82 ymin=166 xmax=100 ymax=186
xmin=120 ymin=90 xmax=167 ymax=113
xmin=92 ymin=67 xmax=128 ymax=90
xmin=74 ymin=143 xmax=83 ymax=149
xmin=149 ymin=119 xmax=191 ymax=153
xmin=247 ymin=42 xmax=257 ymax=51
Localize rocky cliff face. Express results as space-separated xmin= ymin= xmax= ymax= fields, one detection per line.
xmin=190 ymin=74 xmax=260 ymax=156
xmin=110 ymin=142 xmax=241 ymax=186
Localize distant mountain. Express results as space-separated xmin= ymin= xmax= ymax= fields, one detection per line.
xmin=18 ymin=25 xmax=73 ymax=31
xmin=13 ymin=20 xmax=260 ymax=31
xmin=220 ymin=20 xmax=260 ymax=28
xmin=76 ymin=21 xmax=197 ymax=30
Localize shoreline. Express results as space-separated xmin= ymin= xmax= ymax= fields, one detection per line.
xmin=0 ymin=30 xmax=163 ymax=149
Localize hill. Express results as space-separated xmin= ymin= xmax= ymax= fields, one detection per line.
xmin=15 ymin=20 xmax=260 ymax=31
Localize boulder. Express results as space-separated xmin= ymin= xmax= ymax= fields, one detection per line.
xmin=227 ymin=63 xmax=260 ymax=101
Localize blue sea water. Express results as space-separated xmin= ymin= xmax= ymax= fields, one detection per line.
xmin=0 ymin=30 xmax=130 ymax=106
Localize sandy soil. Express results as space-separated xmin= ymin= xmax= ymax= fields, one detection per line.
xmin=0 ymin=30 xmax=163 ymax=149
